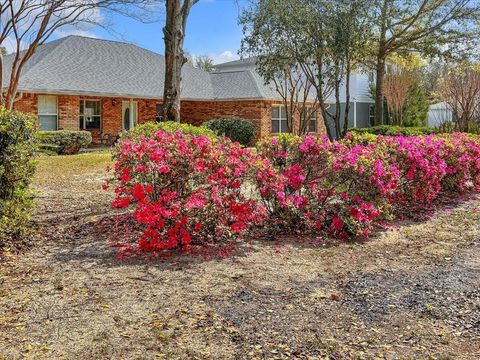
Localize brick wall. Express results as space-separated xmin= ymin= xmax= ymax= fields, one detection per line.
xmin=13 ymin=93 xmax=37 ymax=114
xmin=181 ymin=99 xmax=326 ymax=138
xmin=58 ymin=95 xmax=80 ymax=130
xmin=181 ymin=100 xmax=272 ymax=138
xmin=13 ymin=93 xmax=326 ymax=144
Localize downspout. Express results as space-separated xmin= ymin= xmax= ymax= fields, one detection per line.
xmin=353 ymin=100 xmax=357 ymax=128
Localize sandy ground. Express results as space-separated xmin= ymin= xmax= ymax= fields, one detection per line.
xmin=0 ymin=152 xmax=479 ymax=360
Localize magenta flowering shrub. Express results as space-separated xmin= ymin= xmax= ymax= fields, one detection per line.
xmin=255 ymin=132 xmax=480 ymax=237
xmin=109 ymin=130 xmax=265 ymax=254
xmin=255 ymin=135 xmax=394 ymax=237
xmin=109 ymin=128 xmax=480 ymax=255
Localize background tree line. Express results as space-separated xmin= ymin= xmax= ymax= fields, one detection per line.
xmin=240 ymin=0 xmax=480 ymax=139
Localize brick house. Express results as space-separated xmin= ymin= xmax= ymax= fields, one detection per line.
xmin=3 ymin=36 xmax=325 ymax=144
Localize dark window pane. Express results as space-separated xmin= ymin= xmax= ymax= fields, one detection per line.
xmin=85 ymin=100 xmax=100 ymax=115
xmin=85 ymin=115 xmax=101 ymax=129
xmin=308 ymin=119 xmax=316 ymax=132
xmin=79 ymin=100 xmax=84 ymax=114
xmin=281 ymin=119 xmax=289 ymax=133
xmin=271 ymin=119 xmax=279 ymax=133
xmin=156 ymin=104 xmax=163 ymax=121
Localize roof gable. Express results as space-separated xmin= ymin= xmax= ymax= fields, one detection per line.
xmin=2 ymin=36 xmax=285 ymax=101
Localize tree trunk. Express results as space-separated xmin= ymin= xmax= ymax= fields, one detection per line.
xmin=162 ymin=0 xmax=194 ymax=122
xmin=374 ymin=55 xmax=386 ymax=125
xmin=0 ymin=52 xmax=4 ymax=107
xmin=343 ymin=58 xmax=351 ymax=137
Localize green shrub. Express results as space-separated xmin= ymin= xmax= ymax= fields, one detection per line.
xmin=436 ymin=120 xmax=480 ymax=135
xmin=38 ymin=130 xmax=92 ymax=155
xmin=0 ymin=107 xmax=37 ymax=248
xmin=123 ymin=121 xmax=217 ymax=140
xmin=349 ymin=125 xmax=437 ymax=136
xmin=204 ymin=117 xmax=257 ymax=146
xmin=343 ymin=131 xmax=379 ymax=146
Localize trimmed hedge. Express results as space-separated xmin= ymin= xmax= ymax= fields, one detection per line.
xmin=0 ymin=107 xmax=37 ymax=248
xmin=204 ymin=117 xmax=257 ymax=146
xmin=349 ymin=125 xmax=437 ymax=136
xmin=38 ymin=130 xmax=92 ymax=155
xmin=122 ymin=121 xmax=217 ymax=140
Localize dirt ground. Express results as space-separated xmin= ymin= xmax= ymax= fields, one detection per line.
xmin=1 ymin=152 xmax=479 ymax=360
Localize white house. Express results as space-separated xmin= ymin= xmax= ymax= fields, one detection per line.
xmin=427 ymin=102 xmax=453 ymax=128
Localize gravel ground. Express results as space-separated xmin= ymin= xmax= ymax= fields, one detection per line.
xmin=1 ymin=152 xmax=480 ymax=359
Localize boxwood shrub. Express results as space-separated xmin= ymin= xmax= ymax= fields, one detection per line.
xmin=122 ymin=121 xmax=217 ymax=141
xmin=0 ymin=107 xmax=37 ymax=248
xmin=204 ymin=117 xmax=257 ymax=146
xmin=349 ymin=125 xmax=437 ymax=136
xmin=38 ymin=130 xmax=92 ymax=154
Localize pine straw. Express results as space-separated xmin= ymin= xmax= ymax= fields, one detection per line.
xmin=0 ymin=152 xmax=479 ymax=359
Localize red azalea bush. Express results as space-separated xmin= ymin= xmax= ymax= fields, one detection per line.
xmin=109 ymin=127 xmax=480 ymax=255
xmin=109 ymin=130 xmax=265 ymax=254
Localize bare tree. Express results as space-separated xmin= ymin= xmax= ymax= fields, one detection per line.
xmin=271 ymin=66 xmax=319 ymax=135
xmin=194 ymin=54 xmax=214 ymax=72
xmin=436 ymin=67 xmax=480 ymax=132
xmin=0 ymin=0 xmax=155 ymax=110
xmin=162 ymin=0 xmax=198 ymax=122
xmin=383 ymin=69 xmax=413 ymax=126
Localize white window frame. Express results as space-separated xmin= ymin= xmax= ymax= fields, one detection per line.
xmin=38 ymin=95 xmax=58 ymax=130
xmin=80 ymin=99 xmax=102 ymax=130
xmin=122 ymin=100 xmax=138 ymax=131
xmin=271 ymin=105 xmax=289 ymax=134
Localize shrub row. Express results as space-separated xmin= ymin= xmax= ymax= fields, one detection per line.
xmin=127 ymin=118 xmax=257 ymax=147
xmin=349 ymin=125 xmax=437 ymax=136
xmin=109 ymin=129 xmax=480 ymax=255
xmin=0 ymin=107 xmax=37 ymax=248
xmin=124 ymin=121 xmax=217 ymax=141
xmin=38 ymin=130 xmax=92 ymax=155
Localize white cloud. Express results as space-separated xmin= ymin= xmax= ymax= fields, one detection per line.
xmin=2 ymin=36 xmax=24 ymax=53
xmin=194 ymin=50 xmax=239 ymax=65
xmin=54 ymin=28 xmax=99 ymax=39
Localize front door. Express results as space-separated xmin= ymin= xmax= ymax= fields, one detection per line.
xmin=122 ymin=101 xmax=138 ymax=131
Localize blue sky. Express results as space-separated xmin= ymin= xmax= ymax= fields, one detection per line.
xmin=91 ymin=0 xmax=247 ymax=64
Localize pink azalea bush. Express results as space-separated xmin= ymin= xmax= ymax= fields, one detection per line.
xmin=255 ymin=132 xmax=480 ymax=237
xmin=255 ymin=135 xmax=396 ymax=237
xmin=109 ymin=127 xmax=480 ymax=255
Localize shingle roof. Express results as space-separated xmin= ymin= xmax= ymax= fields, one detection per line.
xmin=1 ymin=36 xmax=283 ymax=101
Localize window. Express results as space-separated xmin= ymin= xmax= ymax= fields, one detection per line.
xmin=271 ymin=106 xmax=289 ymax=133
xmin=305 ymin=107 xmax=317 ymax=133
xmin=38 ymin=95 xmax=58 ymax=131
xmin=80 ymin=100 xmax=101 ymax=130
xmin=369 ymin=104 xmax=375 ymax=126
xmin=122 ymin=101 xmax=138 ymax=131
xmin=156 ymin=103 xmax=162 ymax=121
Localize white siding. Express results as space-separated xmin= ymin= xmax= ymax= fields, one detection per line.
xmin=427 ymin=102 xmax=452 ymax=127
